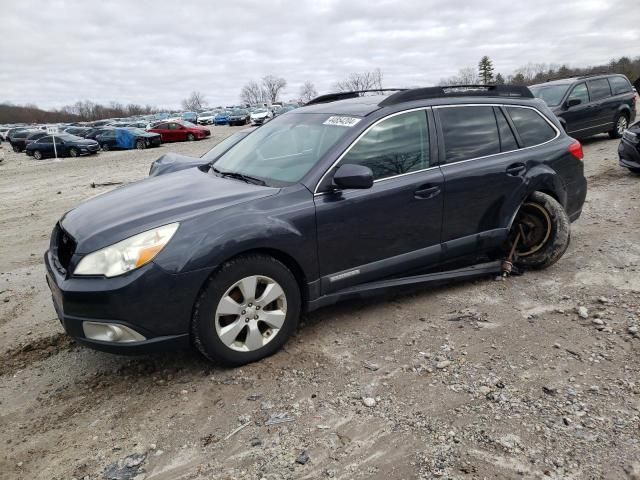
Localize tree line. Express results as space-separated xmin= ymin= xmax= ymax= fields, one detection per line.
xmin=3 ymin=56 xmax=638 ymax=125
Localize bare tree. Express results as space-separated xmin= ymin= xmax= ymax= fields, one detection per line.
xmin=333 ymin=68 xmax=384 ymax=92
xmin=299 ymin=81 xmax=318 ymax=103
xmin=182 ymin=91 xmax=206 ymax=111
xmin=262 ymin=75 xmax=287 ymax=103
xmin=240 ymin=80 xmax=266 ymax=105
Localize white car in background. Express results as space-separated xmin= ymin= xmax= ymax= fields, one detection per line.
xmin=250 ymin=108 xmax=273 ymax=125
xmin=197 ymin=111 xmax=216 ymax=125
xmin=0 ymin=127 xmax=10 ymax=140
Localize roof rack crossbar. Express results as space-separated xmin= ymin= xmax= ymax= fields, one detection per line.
xmin=305 ymin=89 xmax=408 ymax=106
xmin=379 ymin=84 xmax=534 ymax=106
xmin=545 ymin=71 xmax=616 ymax=82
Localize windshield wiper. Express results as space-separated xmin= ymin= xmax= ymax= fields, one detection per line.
xmin=211 ymin=166 xmax=266 ymax=186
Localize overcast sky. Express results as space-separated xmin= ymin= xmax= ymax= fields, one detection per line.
xmin=1 ymin=0 xmax=638 ymax=110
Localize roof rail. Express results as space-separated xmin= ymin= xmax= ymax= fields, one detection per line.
xmin=305 ymin=89 xmax=407 ymax=106
xmin=379 ymin=85 xmax=533 ymax=107
xmin=545 ymin=71 xmax=613 ymax=82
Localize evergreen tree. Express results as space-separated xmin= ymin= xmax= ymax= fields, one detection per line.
xmin=495 ymin=73 xmax=505 ymax=85
xmin=478 ymin=56 xmax=495 ymax=85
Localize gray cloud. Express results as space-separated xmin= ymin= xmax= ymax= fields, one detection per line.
xmin=1 ymin=0 xmax=638 ymax=109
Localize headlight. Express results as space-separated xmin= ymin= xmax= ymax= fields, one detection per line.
xmin=74 ymin=223 xmax=179 ymax=277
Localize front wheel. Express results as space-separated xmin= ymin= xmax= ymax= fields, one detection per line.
xmin=69 ymin=148 xmax=79 ymax=157
xmin=509 ymin=192 xmax=570 ymax=270
xmin=101 ymin=143 xmax=109 ymax=151
xmin=192 ymin=255 xmax=301 ymax=366
xmin=12 ymin=145 xmax=20 ymax=153
xmin=609 ymin=113 xmax=628 ymax=139
xmin=136 ymin=139 xmax=146 ymax=150
xmin=186 ymin=133 xmax=195 ymax=141
xmin=33 ymin=150 xmax=43 ymax=160
xmin=629 ymin=168 xmax=640 ymax=176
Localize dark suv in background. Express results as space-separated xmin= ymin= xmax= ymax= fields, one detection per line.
xmin=45 ymin=85 xmax=586 ymax=366
xmin=530 ymin=74 xmax=636 ymax=139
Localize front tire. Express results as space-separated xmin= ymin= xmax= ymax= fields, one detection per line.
xmin=609 ymin=113 xmax=628 ymax=139
xmin=629 ymin=168 xmax=640 ymax=175
xmin=136 ymin=139 xmax=146 ymax=150
xmin=510 ymin=192 xmax=570 ymax=270
xmin=69 ymin=148 xmax=79 ymax=157
xmin=33 ymin=150 xmax=43 ymax=160
xmin=186 ymin=133 xmax=195 ymax=141
xmin=101 ymin=143 xmax=109 ymax=151
xmin=192 ymin=255 xmax=301 ymax=366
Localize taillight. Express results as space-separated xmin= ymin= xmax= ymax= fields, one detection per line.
xmin=568 ymin=140 xmax=583 ymax=161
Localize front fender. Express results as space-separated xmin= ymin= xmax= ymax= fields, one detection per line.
xmin=154 ymin=186 xmax=319 ymax=281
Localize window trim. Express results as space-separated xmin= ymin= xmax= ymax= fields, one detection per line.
xmin=313 ymin=103 xmax=560 ymax=194
xmin=433 ymin=103 xmax=560 ymax=168
xmin=313 ymin=107 xmax=433 ymax=194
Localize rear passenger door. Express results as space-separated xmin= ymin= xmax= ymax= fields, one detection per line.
xmin=435 ymin=104 xmax=558 ymax=260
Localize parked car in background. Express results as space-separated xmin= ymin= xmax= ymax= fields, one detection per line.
xmin=25 ymin=134 xmax=99 ymax=159
xmin=96 ymin=127 xmax=162 ymax=151
xmin=24 ymin=130 xmax=50 ymax=146
xmin=84 ymin=126 xmax=115 ymax=140
xmin=6 ymin=127 xmax=29 ymax=142
xmin=45 ymin=85 xmax=586 ymax=365
xmin=530 ymin=73 xmax=636 ymax=139
xmin=250 ymin=108 xmax=273 ymax=125
xmin=64 ymin=126 xmax=92 ymax=137
xmin=9 ymin=129 xmax=40 ymax=152
xmin=147 ymin=120 xmax=210 ymax=142
xmin=214 ymin=111 xmax=231 ymax=125
xmin=197 ymin=111 xmax=216 ymax=125
xmin=148 ymin=127 xmax=256 ymax=177
xmin=182 ymin=112 xmax=198 ymax=124
xmin=618 ymin=119 xmax=640 ymax=175
xmin=227 ymin=109 xmax=251 ymax=126
xmin=0 ymin=127 xmax=10 ymax=140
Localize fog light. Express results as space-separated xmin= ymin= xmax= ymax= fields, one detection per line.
xmin=83 ymin=322 xmax=146 ymax=343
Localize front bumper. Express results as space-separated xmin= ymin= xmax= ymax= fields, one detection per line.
xmin=44 ymin=250 xmax=209 ymax=354
xmin=618 ymin=138 xmax=640 ymax=170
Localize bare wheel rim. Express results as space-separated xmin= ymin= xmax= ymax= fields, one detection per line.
xmin=34 ymin=151 xmax=42 ymax=160
xmin=512 ymin=202 xmax=552 ymax=257
xmin=617 ymin=116 xmax=628 ymax=135
xmin=214 ymin=275 xmax=287 ymax=352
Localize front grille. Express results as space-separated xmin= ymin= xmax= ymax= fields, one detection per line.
xmin=53 ymin=224 xmax=77 ymax=273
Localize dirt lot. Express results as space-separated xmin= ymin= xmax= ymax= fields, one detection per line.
xmin=0 ymin=128 xmax=639 ymax=480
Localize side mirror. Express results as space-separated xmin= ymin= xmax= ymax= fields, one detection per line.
xmin=566 ymin=98 xmax=581 ymax=108
xmin=333 ymin=164 xmax=374 ymax=190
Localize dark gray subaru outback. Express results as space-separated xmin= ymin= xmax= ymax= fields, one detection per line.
xmin=46 ymin=85 xmax=587 ymax=365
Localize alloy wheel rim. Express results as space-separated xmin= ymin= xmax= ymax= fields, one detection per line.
xmin=617 ymin=117 xmax=628 ymax=135
xmin=214 ymin=275 xmax=287 ymax=352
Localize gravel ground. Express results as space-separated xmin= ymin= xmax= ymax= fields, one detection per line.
xmin=0 ymin=129 xmax=639 ymax=480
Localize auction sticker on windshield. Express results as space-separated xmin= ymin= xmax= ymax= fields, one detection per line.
xmin=323 ymin=116 xmax=362 ymax=127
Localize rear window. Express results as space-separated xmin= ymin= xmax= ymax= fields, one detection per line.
xmin=608 ymin=76 xmax=632 ymax=95
xmin=588 ymin=78 xmax=612 ymax=101
xmin=506 ymin=107 xmax=556 ymax=147
xmin=439 ymin=106 xmax=500 ymax=163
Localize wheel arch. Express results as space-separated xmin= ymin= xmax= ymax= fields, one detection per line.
xmin=506 ymin=169 xmax=567 ymax=230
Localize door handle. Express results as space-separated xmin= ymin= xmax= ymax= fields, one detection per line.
xmin=414 ymin=185 xmax=441 ymax=199
xmin=506 ymin=163 xmax=526 ymax=176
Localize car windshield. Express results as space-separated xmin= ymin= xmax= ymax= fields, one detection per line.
xmin=254 ymin=108 xmax=268 ymax=113
xmin=529 ymin=84 xmax=571 ymax=107
xmin=202 ymin=130 xmax=251 ymax=161
xmin=212 ymin=113 xmax=353 ymax=185
xmin=232 ymin=109 xmax=248 ymax=115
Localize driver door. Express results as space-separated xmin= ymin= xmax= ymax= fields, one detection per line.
xmin=314 ymin=109 xmax=444 ymax=294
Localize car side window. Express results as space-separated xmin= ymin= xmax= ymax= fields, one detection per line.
xmin=494 ymin=107 xmax=518 ymax=152
xmin=338 ymin=110 xmax=429 ymax=181
xmin=588 ymin=79 xmax=612 ymax=101
xmin=608 ymin=76 xmax=632 ymax=95
xmin=38 ymin=136 xmax=52 ymax=144
xmin=506 ymin=107 xmax=556 ymax=147
xmin=567 ymin=83 xmax=589 ymax=104
xmin=439 ymin=106 xmax=500 ymax=163
xmin=169 ymin=123 xmax=179 ymax=130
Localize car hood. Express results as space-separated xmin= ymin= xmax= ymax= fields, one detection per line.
xmin=136 ymin=131 xmax=160 ymax=138
xmin=60 ymin=167 xmax=278 ymax=254
xmin=251 ymin=112 xmax=269 ymax=118
xmin=149 ymin=152 xmax=205 ymax=177
xmin=71 ymin=139 xmax=99 ymax=146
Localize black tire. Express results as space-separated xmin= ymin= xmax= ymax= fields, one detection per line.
xmin=33 ymin=150 xmax=43 ymax=160
xmin=12 ymin=145 xmax=20 ymax=153
xmin=192 ymin=254 xmax=301 ymax=366
xmin=101 ymin=143 xmax=109 ymax=151
xmin=608 ymin=113 xmax=629 ymax=139
xmin=187 ymin=133 xmax=195 ymax=141
xmin=511 ymin=192 xmax=570 ymax=270
xmin=69 ymin=148 xmax=79 ymax=157
xmin=136 ymin=139 xmax=146 ymax=150
xmin=629 ymin=168 xmax=640 ymax=176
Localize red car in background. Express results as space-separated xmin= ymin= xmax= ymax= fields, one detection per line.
xmin=147 ymin=120 xmax=210 ymax=142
